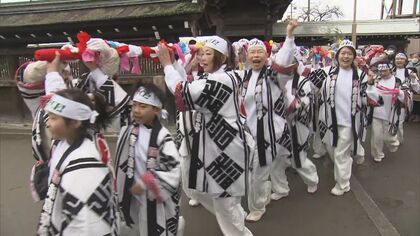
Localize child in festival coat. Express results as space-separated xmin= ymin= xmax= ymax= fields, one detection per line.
xmin=37 ymin=89 xmax=119 ymax=235
xmin=370 ymin=62 xmax=407 ymax=162
xmin=115 ymin=82 xmax=183 ymax=236
xmin=392 ymin=52 xmax=420 ymax=143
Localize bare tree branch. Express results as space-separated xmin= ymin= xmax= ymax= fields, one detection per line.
xmin=292 ymin=3 xmax=344 ymax=22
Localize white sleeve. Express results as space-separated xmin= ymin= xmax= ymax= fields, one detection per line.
xmin=272 ymin=37 xmax=297 ymax=87
xmin=409 ymin=74 xmax=420 ymax=93
xmin=284 ymin=79 xmax=296 ymax=107
xmin=163 ymin=64 xmax=187 ymax=94
xmin=89 ymin=68 xmax=108 ymax=88
xmin=365 ymin=84 xmax=381 ymax=105
xmin=174 ymin=60 xmax=188 ymax=79
xmin=273 ymin=36 xmax=296 ymax=66
xmin=45 ymin=72 xmax=66 ymax=94
xmin=398 ymin=89 xmax=406 ymax=102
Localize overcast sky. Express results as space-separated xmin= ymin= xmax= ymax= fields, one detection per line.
xmin=282 ymin=0 xmax=419 ymax=21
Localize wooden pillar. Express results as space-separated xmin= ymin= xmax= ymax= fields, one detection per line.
xmin=7 ymin=56 xmax=19 ymax=81
xmin=392 ymin=0 xmax=397 ymax=18
xmin=263 ymin=1 xmax=275 ymax=41
xmin=397 ymin=0 xmax=403 ymax=15
xmin=190 ymin=20 xmax=199 ymax=37
xmin=381 ymin=0 xmax=385 ymax=19
xmin=215 ymin=22 xmax=224 ymax=35
xmin=352 ymin=0 xmax=357 ymax=45
xmin=215 ymin=11 xmax=224 ymax=35
xmin=265 ymin=14 xmax=273 ymax=40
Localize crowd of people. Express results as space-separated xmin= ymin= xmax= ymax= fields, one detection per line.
xmin=15 ymin=19 xmax=420 ymax=236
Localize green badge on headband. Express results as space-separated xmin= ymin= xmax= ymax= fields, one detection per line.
xmin=138 ymin=88 xmax=151 ymax=99
xmin=49 ymin=100 xmax=66 ymax=113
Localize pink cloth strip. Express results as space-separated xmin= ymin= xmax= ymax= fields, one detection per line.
xmin=141 ymin=171 xmax=163 ymax=203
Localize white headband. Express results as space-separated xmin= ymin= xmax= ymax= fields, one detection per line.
xmin=248 ymin=38 xmax=266 ymax=51
xmin=337 ymin=39 xmax=356 ymax=53
xmin=377 ymin=63 xmax=391 ymax=71
xmin=395 ymin=53 xmax=407 ymax=59
xmin=205 ymin=36 xmax=228 ymax=56
xmin=133 ymin=86 xmax=162 ymax=108
xmin=238 ymin=38 xmax=249 ymax=46
xmin=45 ymin=94 xmax=98 ymax=124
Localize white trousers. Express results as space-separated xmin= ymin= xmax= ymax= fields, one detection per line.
xmin=371 ymin=118 xmax=400 ymax=161
xmin=325 ymin=126 xmax=354 ymax=190
xmin=397 ymin=108 xmax=406 ymax=144
xmin=270 ymin=154 xmax=319 ymax=195
xmin=247 ymin=156 xmax=272 ymax=214
xmin=190 ymin=192 xmax=253 ymax=236
xmin=180 ymin=157 xmax=198 ymax=201
xmin=313 ymin=128 xmax=327 ymax=156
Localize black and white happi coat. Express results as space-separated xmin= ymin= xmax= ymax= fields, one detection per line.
xmin=115 ymin=118 xmax=181 ymax=236
xmin=175 ymin=107 xmax=196 ymax=158
xmin=241 ymin=66 xmax=315 ymax=168
xmin=165 ymin=63 xmax=250 ymax=198
xmin=282 ymin=73 xmax=314 ymax=167
xmin=37 ymin=136 xmax=119 ymax=236
xmin=393 ymin=67 xmax=420 ymax=112
xmin=368 ymin=76 xmax=408 ymax=135
xmin=307 ymin=65 xmax=378 ymax=154
xmin=75 ymin=69 xmax=131 ymax=125
xmin=174 ymin=62 xmax=203 ymax=158
xmin=240 ymin=66 xmax=290 ymax=167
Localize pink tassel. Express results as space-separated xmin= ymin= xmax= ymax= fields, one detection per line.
xmin=120 ymin=54 xmax=141 ymax=75
xmin=377 ymin=84 xmax=401 ymax=104
xmin=130 ymin=57 xmax=141 ymax=75
xmin=82 ymin=49 xmax=102 ymax=67
xmin=120 ymin=53 xmax=130 ymax=72
xmin=141 ymin=171 xmax=164 ymax=203
xmin=377 ymin=85 xmax=400 ymax=95
xmin=82 ymin=49 xmax=96 ymax=62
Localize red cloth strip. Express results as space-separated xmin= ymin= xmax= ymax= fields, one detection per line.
xmin=271 ymin=63 xmax=298 ymax=76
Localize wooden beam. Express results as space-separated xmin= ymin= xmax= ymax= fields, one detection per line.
xmin=0 ymin=20 xmax=194 ymax=48
xmin=398 ymin=0 xmax=403 ymax=15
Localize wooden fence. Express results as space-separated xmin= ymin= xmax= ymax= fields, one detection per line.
xmin=0 ymin=54 xmax=171 ymax=124
xmin=0 ymin=55 xmax=164 ymax=86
